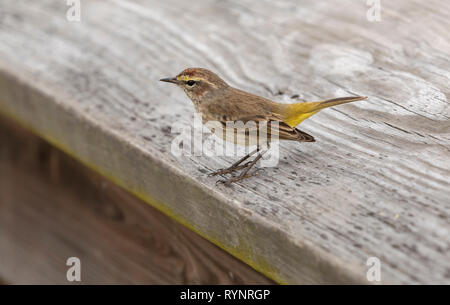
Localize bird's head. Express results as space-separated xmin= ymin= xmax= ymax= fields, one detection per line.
xmin=160 ymin=68 xmax=228 ymax=103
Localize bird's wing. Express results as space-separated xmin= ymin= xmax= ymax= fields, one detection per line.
xmin=205 ymin=89 xmax=315 ymax=142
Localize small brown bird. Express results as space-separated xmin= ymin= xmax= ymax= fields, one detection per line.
xmin=161 ymin=68 xmax=367 ymax=184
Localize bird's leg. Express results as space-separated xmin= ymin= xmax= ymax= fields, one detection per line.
xmin=208 ymin=148 xmax=258 ymax=177
xmin=218 ymin=148 xmax=266 ymax=185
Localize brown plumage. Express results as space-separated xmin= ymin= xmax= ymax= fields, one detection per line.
xmin=160 ymin=68 xmax=367 ymax=183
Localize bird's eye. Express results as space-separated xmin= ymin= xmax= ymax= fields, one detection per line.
xmin=186 ymin=80 xmax=196 ymax=86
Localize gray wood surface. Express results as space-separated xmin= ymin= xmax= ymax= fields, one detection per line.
xmin=0 ymin=0 xmax=448 ymax=284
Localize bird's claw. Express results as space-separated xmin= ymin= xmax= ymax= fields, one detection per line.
xmin=208 ymin=161 xmax=252 ymax=177
xmin=215 ymin=171 xmax=259 ymax=185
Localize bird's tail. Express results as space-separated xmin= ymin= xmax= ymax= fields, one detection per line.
xmin=282 ymin=96 xmax=367 ymax=127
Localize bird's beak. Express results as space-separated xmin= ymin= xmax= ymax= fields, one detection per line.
xmin=159 ymin=77 xmax=179 ymax=84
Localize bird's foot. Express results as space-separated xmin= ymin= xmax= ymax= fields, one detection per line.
xmin=208 ymin=161 xmax=252 ymax=177
xmin=215 ymin=169 xmax=261 ymax=185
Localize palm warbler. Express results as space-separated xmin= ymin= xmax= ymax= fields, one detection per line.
xmin=161 ymin=68 xmax=367 ymax=184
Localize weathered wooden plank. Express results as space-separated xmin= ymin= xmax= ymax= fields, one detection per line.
xmin=0 ymin=0 xmax=448 ymax=284
xmin=0 ymin=117 xmax=274 ymax=284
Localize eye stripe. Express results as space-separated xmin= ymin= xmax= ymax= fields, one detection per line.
xmin=177 ymin=75 xmax=202 ymax=81
xmin=176 ymin=75 xmax=217 ymax=88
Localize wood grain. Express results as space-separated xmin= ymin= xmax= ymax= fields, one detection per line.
xmin=0 ymin=0 xmax=448 ymax=284
xmin=0 ymin=117 xmax=274 ymax=284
